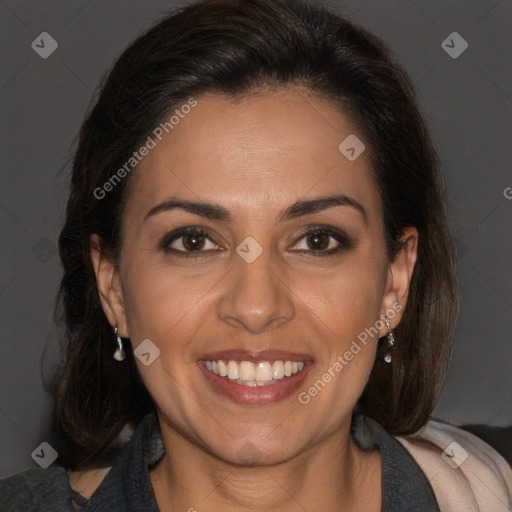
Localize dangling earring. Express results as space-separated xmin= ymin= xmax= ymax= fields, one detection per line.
xmin=113 ymin=326 xmax=125 ymax=361
xmin=383 ymin=316 xmax=395 ymax=363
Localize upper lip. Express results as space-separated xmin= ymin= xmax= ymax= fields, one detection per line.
xmin=199 ymin=349 xmax=313 ymax=363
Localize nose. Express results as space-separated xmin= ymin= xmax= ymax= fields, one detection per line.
xmin=216 ymin=248 xmax=295 ymax=334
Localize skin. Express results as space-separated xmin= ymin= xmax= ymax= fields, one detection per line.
xmin=83 ymin=87 xmax=418 ymax=511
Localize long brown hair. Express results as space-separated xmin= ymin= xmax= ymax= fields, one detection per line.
xmin=50 ymin=0 xmax=459 ymax=469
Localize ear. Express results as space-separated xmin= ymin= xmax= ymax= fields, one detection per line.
xmin=90 ymin=233 xmax=130 ymax=338
xmin=379 ymin=226 xmax=418 ymax=335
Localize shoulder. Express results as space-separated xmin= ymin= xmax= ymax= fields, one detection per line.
xmin=395 ymin=420 xmax=512 ymax=512
xmin=0 ymin=466 xmax=74 ymax=511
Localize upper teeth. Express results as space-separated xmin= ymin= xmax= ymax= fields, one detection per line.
xmin=204 ymin=360 xmax=305 ymax=384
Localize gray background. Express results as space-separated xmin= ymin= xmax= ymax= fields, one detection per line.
xmin=1 ymin=0 xmax=511 ymax=477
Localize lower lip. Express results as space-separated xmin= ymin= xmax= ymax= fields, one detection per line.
xmin=198 ymin=361 xmax=313 ymax=405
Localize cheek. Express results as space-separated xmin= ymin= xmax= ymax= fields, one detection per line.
xmin=123 ymin=245 xmax=385 ymax=350
xmin=293 ymin=263 xmax=381 ymax=429
xmin=296 ymin=257 xmax=384 ymax=338
xmin=292 ymin=252 xmax=384 ymax=410
xmin=121 ymin=258 xmax=219 ymax=352
xmin=121 ymin=260 xmax=217 ymax=413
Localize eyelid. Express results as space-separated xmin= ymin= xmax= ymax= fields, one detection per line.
xmin=290 ymin=225 xmax=354 ymax=254
xmin=160 ymin=224 xmax=354 ymax=257
xmin=160 ymin=226 xmax=222 ymax=255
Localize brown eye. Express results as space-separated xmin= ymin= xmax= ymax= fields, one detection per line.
xmin=292 ymin=226 xmax=354 ymax=256
xmin=305 ymin=232 xmax=330 ymax=251
xmin=160 ymin=227 xmax=221 ymax=256
xmin=181 ymin=233 xmax=207 ymax=251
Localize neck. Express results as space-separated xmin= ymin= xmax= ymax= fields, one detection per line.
xmin=149 ymin=414 xmax=382 ymax=512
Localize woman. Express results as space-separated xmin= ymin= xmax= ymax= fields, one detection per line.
xmin=1 ymin=0 xmax=511 ymax=510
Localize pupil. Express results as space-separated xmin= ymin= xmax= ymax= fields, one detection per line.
xmin=183 ymin=234 xmax=205 ymax=251
xmin=307 ymin=232 xmax=328 ymax=250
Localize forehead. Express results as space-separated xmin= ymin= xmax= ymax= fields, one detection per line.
xmin=124 ymin=88 xmax=380 ymax=223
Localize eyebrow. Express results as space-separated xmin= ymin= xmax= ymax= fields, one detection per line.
xmin=144 ymin=194 xmax=367 ymax=224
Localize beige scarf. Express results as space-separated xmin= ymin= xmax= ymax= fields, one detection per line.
xmin=396 ymin=420 xmax=512 ymax=511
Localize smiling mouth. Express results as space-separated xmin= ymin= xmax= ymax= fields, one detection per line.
xmin=203 ymin=359 xmax=306 ymax=386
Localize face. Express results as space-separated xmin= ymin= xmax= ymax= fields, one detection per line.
xmin=92 ymin=88 xmax=417 ymax=466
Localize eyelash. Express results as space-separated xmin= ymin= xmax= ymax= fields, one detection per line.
xmin=160 ymin=225 xmax=354 ymax=259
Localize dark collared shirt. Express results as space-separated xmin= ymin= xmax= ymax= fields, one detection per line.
xmin=0 ymin=411 xmax=440 ymax=511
